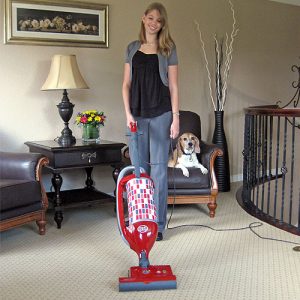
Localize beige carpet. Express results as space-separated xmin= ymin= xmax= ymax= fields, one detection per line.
xmin=1 ymin=183 xmax=300 ymax=300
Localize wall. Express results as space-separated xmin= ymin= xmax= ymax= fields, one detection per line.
xmin=0 ymin=0 xmax=299 ymax=193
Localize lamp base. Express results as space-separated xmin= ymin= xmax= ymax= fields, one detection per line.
xmin=57 ymin=127 xmax=76 ymax=146
xmin=58 ymin=135 xmax=76 ymax=147
xmin=56 ymin=89 xmax=76 ymax=147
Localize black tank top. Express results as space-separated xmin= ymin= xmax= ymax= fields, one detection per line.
xmin=130 ymin=50 xmax=171 ymax=118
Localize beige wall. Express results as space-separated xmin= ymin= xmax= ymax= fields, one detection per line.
xmin=0 ymin=0 xmax=299 ymax=192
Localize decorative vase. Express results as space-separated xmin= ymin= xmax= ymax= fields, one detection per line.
xmin=82 ymin=124 xmax=100 ymax=143
xmin=212 ymin=111 xmax=230 ymax=192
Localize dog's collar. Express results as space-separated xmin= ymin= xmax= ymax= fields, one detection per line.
xmin=182 ymin=151 xmax=192 ymax=156
xmin=182 ymin=151 xmax=194 ymax=161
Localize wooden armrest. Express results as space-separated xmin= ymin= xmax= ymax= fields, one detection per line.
xmin=36 ymin=157 xmax=49 ymax=210
xmin=199 ymin=142 xmax=223 ymax=194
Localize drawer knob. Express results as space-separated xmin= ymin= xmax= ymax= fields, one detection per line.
xmin=81 ymin=152 xmax=97 ymax=163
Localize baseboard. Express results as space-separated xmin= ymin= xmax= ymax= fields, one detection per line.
xmin=231 ymin=173 xmax=243 ymax=182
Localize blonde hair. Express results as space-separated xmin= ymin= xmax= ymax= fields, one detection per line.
xmin=139 ymin=2 xmax=175 ymax=56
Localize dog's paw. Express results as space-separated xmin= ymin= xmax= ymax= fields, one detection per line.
xmin=201 ymin=167 xmax=208 ymax=174
xmin=182 ymin=168 xmax=190 ymax=177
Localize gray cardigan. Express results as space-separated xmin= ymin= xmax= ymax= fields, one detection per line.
xmin=125 ymin=40 xmax=178 ymax=87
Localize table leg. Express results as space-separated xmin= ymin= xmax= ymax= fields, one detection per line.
xmin=112 ymin=164 xmax=122 ymax=213
xmin=85 ymin=167 xmax=94 ymax=189
xmin=51 ymin=172 xmax=63 ymax=229
xmin=112 ymin=165 xmax=122 ymax=196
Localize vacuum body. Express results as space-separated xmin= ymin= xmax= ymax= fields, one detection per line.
xmin=116 ymin=123 xmax=177 ymax=292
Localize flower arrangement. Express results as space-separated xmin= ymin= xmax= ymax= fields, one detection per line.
xmin=75 ymin=110 xmax=106 ymax=127
xmin=194 ymin=0 xmax=239 ymax=111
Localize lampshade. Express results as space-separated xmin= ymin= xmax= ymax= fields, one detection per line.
xmin=41 ymin=54 xmax=89 ymax=90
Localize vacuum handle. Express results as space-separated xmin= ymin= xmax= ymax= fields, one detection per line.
xmin=129 ymin=122 xmax=140 ymax=178
xmin=130 ymin=122 xmax=137 ymax=133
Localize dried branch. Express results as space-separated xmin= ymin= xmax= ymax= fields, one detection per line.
xmin=195 ymin=0 xmax=238 ymax=111
xmin=221 ymin=0 xmax=239 ymax=110
xmin=194 ymin=20 xmax=217 ymax=111
xmin=214 ymin=35 xmax=223 ymax=110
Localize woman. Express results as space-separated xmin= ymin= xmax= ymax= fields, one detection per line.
xmin=122 ymin=2 xmax=179 ymax=241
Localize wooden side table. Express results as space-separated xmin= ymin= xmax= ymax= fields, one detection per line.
xmin=25 ymin=139 xmax=125 ymax=228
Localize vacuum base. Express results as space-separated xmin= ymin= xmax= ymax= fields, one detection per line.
xmin=119 ymin=265 xmax=177 ymax=292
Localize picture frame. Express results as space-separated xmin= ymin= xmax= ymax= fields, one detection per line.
xmin=4 ymin=0 xmax=109 ymax=48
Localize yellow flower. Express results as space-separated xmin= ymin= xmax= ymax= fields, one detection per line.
xmin=95 ymin=116 xmax=101 ymax=122
xmin=88 ymin=117 xmax=93 ymax=122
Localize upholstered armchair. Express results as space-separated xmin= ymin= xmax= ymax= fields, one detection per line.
xmin=0 ymin=152 xmax=49 ymax=235
xmin=167 ymin=111 xmax=223 ymax=217
xmin=122 ymin=110 xmax=223 ymax=218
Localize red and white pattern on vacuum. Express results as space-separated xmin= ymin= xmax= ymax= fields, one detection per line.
xmin=126 ymin=178 xmax=157 ymax=224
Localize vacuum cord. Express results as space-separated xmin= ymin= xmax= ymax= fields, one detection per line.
xmin=167 ymin=139 xmax=300 ymax=247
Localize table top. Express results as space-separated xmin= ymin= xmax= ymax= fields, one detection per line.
xmin=25 ymin=139 xmax=126 ymax=152
xmin=25 ymin=139 xmax=126 ymax=170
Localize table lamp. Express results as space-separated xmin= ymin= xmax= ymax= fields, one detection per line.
xmin=41 ymin=54 xmax=89 ymax=146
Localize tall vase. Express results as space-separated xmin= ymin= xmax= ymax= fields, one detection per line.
xmin=212 ymin=111 xmax=230 ymax=192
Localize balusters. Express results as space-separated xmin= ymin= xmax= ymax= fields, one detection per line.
xmin=267 ymin=116 xmax=273 ymax=215
xmin=288 ymin=117 xmax=296 ymax=226
xmin=280 ymin=117 xmax=288 ymax=223
xmin=261 ymin=115 xmax=267 ymax=211
xmin=241 ymin=107 xmax=300 ymax=235
xmin=274 ymin=116 xmax=280 ymax=220
xmin=242 ymin=114 xmax=251 ymax=200
xmin=255 ymin=115 xmax=262 ymax=209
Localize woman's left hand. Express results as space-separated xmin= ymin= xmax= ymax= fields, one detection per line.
xmin=170 ymin=117 xmax=179 ymax=139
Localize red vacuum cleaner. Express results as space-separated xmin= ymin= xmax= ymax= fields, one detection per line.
xmin=116 ymin=122 xmax=177 ymax=292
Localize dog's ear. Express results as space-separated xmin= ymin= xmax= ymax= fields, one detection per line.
xmin=176 ymin=137 xmax=183 ymax=157
xmin=194 ymin=136 xmax=200 ymax=153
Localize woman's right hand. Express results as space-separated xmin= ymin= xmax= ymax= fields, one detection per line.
xmin=126 ymin=113 xmax=135 ymax=128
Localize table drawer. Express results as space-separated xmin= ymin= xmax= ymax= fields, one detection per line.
xmin=53 ymin=148 xmax=122 ymax=168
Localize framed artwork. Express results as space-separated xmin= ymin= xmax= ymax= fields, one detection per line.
xmin=4 ymin=0 xmax=109 ymax=48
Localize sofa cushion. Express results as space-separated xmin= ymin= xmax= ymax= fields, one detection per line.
xmin=0 ymin=179 xmax=42 ymax=211
xmin=167 ymin=167 xmax=210 ymax=189
xmin=1 ymin=203 xmax=43 ymax=221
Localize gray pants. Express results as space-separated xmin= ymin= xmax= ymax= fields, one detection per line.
xmin=128 ymin=111 xmax=172 ymax=233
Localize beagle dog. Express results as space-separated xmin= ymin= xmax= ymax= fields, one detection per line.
xmin=168 ymin=132 xmax=208 ymax=177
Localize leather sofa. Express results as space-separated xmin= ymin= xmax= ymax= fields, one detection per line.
xmin=0 ymin=152 xmax=49 ymax=235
